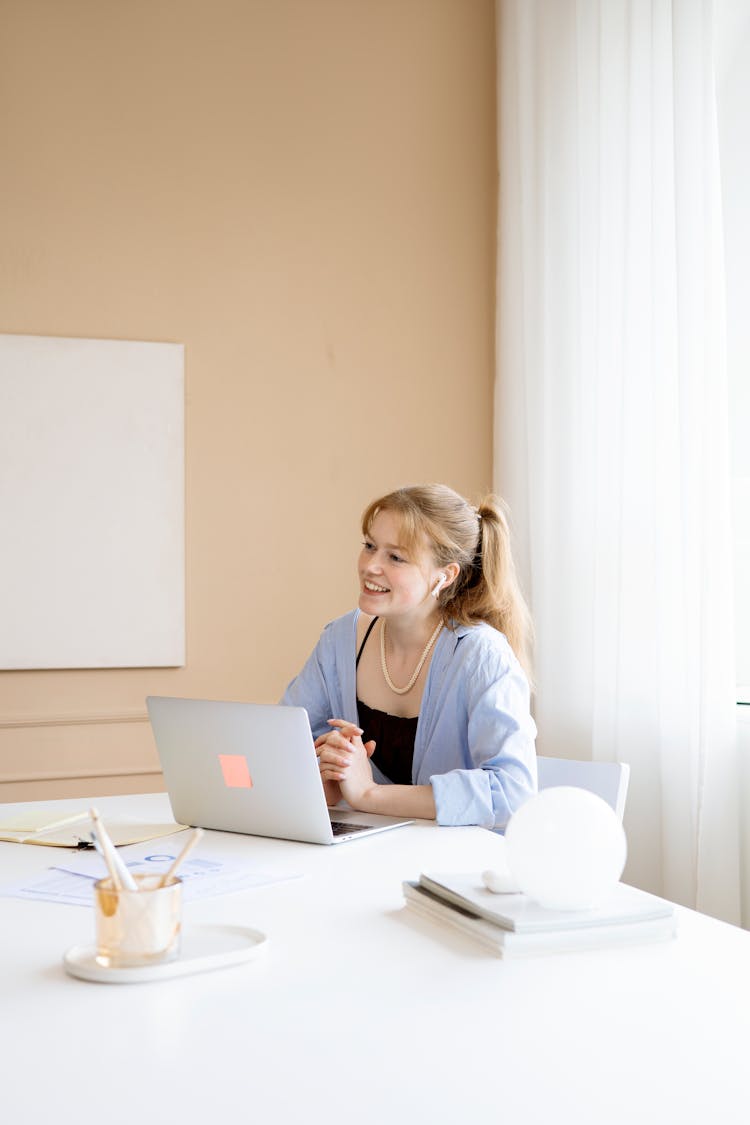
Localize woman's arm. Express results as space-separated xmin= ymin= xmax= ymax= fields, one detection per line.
xmin=351 ymin=778 xmax=437 ymax=821
xmin=316 ymin=725 xmax=437 ymax=819
xmin=280 ymin=613 xmax=362 ymax=736
xmin=428 ymin=654 xmax=537 ymax=829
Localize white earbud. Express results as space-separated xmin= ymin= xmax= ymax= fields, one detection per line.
xmin=431 ymin=573 xmax=448 ymax=599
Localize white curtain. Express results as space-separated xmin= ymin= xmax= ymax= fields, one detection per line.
xmin=495 ymin=0 xmax=742 ymax=924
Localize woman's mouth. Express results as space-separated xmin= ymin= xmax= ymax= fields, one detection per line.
xmin=363 ymin=580 xmax=390 ymax=594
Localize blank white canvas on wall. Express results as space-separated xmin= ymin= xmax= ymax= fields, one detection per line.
xmin=0 ymin=334 xmax=185 ymax=669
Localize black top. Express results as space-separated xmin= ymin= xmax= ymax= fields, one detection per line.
xmin=355 ymin=616 xmax=417 ymax=785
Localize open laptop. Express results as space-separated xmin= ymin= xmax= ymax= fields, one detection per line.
xmin=146 ymin=696 xmax=413 ymax=845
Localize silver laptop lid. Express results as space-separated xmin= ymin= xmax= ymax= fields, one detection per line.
xmin=146 ymin=696 xmax=336 ymax=844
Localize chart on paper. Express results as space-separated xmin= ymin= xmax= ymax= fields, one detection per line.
xmin=0 ymin=843 xmax=301 ymax=907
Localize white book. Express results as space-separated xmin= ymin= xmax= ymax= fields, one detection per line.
xmin=419 ymin=871 xmax=674 ymax=933
xmin=403 ymin=882 xmax=677 ymax=958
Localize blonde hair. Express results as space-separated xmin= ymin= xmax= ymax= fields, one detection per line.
xmin=361 ymin=484 xmax=534 ymax=684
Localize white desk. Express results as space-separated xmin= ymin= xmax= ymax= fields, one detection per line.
xmin=2 ymin=792 xmax=749 ymax=1124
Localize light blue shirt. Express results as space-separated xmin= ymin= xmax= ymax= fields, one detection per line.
xmin=281 ymin=609 xmax=537 ymax=830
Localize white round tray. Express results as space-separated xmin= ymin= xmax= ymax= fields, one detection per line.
xmin=63 ymin=924 xmax=268 ymax=984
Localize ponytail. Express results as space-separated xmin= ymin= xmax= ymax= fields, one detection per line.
xmin=441 ymin=495 xmax=534 ymax=685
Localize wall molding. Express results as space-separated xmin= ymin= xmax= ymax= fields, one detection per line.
xmin=0 ymin=765 xmax=162 ymax=784
xmin=0 ymin=711 xmax=150 ymax=731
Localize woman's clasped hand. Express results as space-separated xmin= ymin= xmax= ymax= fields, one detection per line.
xmin=313 ymin=719 xmax=376 ymax=808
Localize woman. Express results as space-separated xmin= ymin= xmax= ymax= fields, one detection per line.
xmin=281 ymin=484 xmax=537 ymax=830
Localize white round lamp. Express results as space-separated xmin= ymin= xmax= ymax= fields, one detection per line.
xmin=504 ymin=787 xmax=627 ymax=910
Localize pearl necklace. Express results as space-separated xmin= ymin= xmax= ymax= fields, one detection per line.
xmin=380 ymin=619 xmax=443 ymax=696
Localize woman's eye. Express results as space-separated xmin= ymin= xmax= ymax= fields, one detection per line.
xmin=390 ymin=553 xmax=405 ymax=564
xmin=362 ymin=541 xmax=375 ymax=552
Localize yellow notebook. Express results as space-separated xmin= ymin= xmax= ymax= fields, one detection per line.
xmin=0 ymin=810 xmax=187 ymax=848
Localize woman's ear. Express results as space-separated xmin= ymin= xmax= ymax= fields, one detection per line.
xmin=444 ymin=562 xmax=461 ymax=589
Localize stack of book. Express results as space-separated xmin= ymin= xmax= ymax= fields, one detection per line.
xmin=402 ymin=871 xmax=677 ymax=958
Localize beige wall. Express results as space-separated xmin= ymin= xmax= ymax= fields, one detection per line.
xmin=0 ymin=0 xmax=497 ymax=801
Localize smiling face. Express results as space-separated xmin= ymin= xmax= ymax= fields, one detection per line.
xmin=357 ymin=509 xmax=439 ymax=621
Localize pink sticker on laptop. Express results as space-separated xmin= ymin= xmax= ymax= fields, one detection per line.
xmin=218 ymin=753 xmax=253 ymax=789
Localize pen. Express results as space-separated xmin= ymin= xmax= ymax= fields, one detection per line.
xmin=158 ymin=828 xmax=203 ymax=887
xmin=88 ymin=832 xmax=120 ymax=883
xmin=89 ymin=808 xmax=138 ymax=892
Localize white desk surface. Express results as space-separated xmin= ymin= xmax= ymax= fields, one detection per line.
xmin=1 ymin=792 xmax=749 ymax=1125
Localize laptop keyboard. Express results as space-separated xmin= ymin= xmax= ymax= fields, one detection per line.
xmin=330 ymin=820 xmax=374 ymax=836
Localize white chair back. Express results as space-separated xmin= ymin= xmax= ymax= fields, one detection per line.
xmin=536 ymin=756 xmax=630 ymax=820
